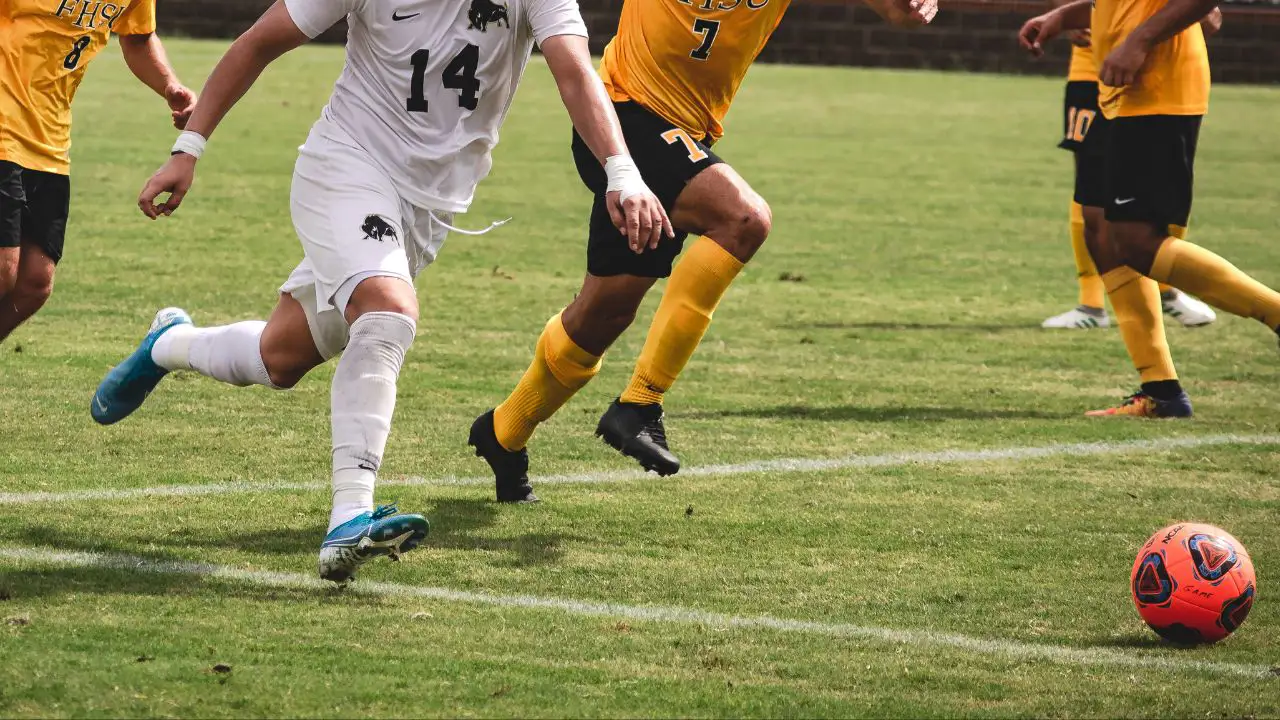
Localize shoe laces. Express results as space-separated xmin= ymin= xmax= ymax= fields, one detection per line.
xmin=371 ymin=504 xmax=399 ymax=520
xmin=639 ymin=407 xmax=669 ymax=448
xmin=1120 ymin=392 xmax=1152 ymax=407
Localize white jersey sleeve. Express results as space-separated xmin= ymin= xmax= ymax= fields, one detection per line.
xmin=524 ymin=0 xmax=588 ymax=46
xmin=284 ymin=0 xmax=366 ymax=39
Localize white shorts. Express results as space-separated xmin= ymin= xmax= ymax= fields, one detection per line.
xmin=280 ymin=120 xmax=451 ymax=360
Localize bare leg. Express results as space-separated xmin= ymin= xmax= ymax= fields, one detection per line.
xmin=0 ymin=243 xmax=55 ymax=343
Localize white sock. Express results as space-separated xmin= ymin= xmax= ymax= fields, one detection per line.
xmin=152 ymin=322 xmax=277 ymax=388
xmin=328 ymin=311 xmax=417 ymax=532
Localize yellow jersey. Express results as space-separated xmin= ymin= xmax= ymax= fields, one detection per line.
xmin=1092 ymin=0 xmax=1209 ymax=119
xmin=599 ymin=0 xmax=791 ymax=143
xmin=0 ymin=0 xmax=156 ymax=174
xmin=1067 ymin=44 xmax=1097 ymax=83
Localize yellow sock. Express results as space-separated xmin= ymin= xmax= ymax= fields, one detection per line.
xmin=1070 ymin=202 xmax=1105 ymax=309
xmin=493 ymin=313 xmax=601 ymax=451
xmin=1103 ymin=267 xmax=1177 ymax=383
xmin=1149 ymin=238 xmax=1280 ymax=330
xmin=1156 ymin=226 xmax=1187 ymax=295
xmin=620 ymin=237 xmax=744 ymax=406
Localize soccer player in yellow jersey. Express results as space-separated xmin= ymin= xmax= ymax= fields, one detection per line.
xmin=0 ymin=0 xmax=195 ymax=343
xmin=1041 ymin=23 xmax=1217 ymax=330
xmin=1021 ymin=0 xmax=1280 ymax=418
xmin=469 ymin=0 xmax=938 ymax=501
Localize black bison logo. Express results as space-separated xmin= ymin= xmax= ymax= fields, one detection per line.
xmin=362 ymin=215 xmax=398 ymax=242
xmin=468 ymin=0 xmax=509 ymax=31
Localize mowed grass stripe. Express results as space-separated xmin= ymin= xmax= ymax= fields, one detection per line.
xmin=4 ymin=433 xmax=1278 ymax=506
xmin=1 ymin=546 xmax=1274 ymax=680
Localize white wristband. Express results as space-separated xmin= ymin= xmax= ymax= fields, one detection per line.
xmin=171 ymin=130 xmax=207 ymax=159
xmin=605 ymin=154 xmax=649 ymax=203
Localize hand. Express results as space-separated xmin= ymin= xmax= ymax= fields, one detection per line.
xmin=1099 ymin=36 xmax=1149 ymax=88
xmin=1068 ymin=28 xmax=1092 ymax=48
xmin=1018 ymin=11 xmax=1065 ymax=58
xmin=606 ymin=189 xmax=675 ymax=254
xmin=1199 ymin=7 xmax=1222 ymax=37
xmin=138 ymin=153 xmax=198 ymax=219
xmin=164 ymin=83 xmax=198 ymax=129
xmin=887 ymin=0 xmax=938 ymax=27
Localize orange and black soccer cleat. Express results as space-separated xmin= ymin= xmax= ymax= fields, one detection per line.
xmin=1085 ymin=391 xmax=1193 ymax=418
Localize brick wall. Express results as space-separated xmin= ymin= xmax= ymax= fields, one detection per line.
xmin=157 ymin=0 xmax=1280 ymax=84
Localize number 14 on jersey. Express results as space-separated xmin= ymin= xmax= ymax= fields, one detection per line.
xmin=407 ymin=44 xmax=482 ymax=113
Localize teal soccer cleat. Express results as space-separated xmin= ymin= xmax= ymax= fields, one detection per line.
xmin=91 ymin=308 xmax=192 ymax=425
xmin=318 ymin=504 xmax=430 ymax=583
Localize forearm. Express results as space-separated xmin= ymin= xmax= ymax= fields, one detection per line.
xmin=182 ymin=2 xmax=308 ymax=139
xmin=542 ymin=35 xmax=627 ymax=163
xmin=119 ymin=33 xmax=180 ymax=97
xmin=1051 ymin=0 xmax=1094 ymax=30
xmin=1129 ymin=0 xmax=1218 ymax=49
xmin=183 ymin=40 xmax=275 ymax=138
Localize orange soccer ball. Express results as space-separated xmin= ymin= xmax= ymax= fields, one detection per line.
xmin=1131 ymin=522 xmax=1257 ymax=645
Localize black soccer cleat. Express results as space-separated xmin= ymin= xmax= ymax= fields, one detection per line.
xmin=596 ymin=399 xmax=681 ymax=476
xmin=468 ymin=410 xmax=539 ymax=503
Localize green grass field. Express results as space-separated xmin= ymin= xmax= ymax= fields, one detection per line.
xmin=2 ymin=38 xmax=1279 ymax=717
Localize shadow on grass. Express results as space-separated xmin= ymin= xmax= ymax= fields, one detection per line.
xmin=0 ymin=497 xmax=575 ymax=603
xmin=799 ymin=321 xmax=1030 ymax=333
xmin=0 ymin=564 xmax=361 ymax=604
xmin=671 ymin=404 xmax=1062 ymax=422
xmin=1089 ymin=633 xmax=1174 ymax=650
xmin=428 ymin=497 xmax=584 ymax=567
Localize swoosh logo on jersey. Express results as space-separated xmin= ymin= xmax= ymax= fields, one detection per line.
xmin=1115 ymin=197 xmax=1137 ymax=205
xmin=392 ymin=10 xmax=420 ymax=21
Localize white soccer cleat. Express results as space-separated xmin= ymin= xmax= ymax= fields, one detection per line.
xmin=1162 ymin=290 xmax=1217 ymax=327
xmin=1042 ymin=306 xmax=1111 ymax=329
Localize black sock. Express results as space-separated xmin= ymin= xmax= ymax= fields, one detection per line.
xmin=1142 ymin=379 xmax=1184 ymax=401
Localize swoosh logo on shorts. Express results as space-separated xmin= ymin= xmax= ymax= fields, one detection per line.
xmin=392 ymin=10 xmax=420 ymax=21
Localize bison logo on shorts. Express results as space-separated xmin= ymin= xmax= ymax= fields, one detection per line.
xmin=362 ymin=215 xmax=398 ymax=243
xmin=468 ymin=0 xmax=509 ymax=31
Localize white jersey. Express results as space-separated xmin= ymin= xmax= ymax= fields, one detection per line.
xmin=285 ymin=0 xmax=587 ymax=212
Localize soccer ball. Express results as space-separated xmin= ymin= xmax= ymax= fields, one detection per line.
xmin=1131 ymin=522 xmax=1256 ymax=645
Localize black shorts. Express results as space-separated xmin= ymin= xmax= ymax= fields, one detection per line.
xmin=0 ymin=160 xmax=70 ymax=263
xmin=1103 ymin=115 xmax=1201 ymax=230
xmin=1061 ymin=81 xmax=1109 ymax=208
xmin=1073 ymin=112 xmax=1110 ymax=209
xmin=1059 ymin=80 xmax=1100 ymax=153
xmin=572 ymin=101 xmax=724 ymax=278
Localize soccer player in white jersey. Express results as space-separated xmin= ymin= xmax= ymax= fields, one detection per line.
xmin=90 ymin=0 xmax=671 ymax=583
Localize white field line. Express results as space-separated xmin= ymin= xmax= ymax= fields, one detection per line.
xmin=3 ymin=433 xmax=1279 ymax=507
xmin=0 ymin=546 xmax=1274 ymax=679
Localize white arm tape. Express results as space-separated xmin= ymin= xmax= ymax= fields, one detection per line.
xmin=171 ymin=131 xmax=207 ymax=159
xmin=605 ymin=155 xmax=649 ymax=203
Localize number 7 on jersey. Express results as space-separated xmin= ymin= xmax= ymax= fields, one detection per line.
xmin=690 ymin=18 xmax=720 ymax=61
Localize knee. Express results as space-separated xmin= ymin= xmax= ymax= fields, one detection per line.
xmin=1111 ymin=225 xmax=1162 ymax=274
xmin=344 ymin=277 xmax=419 ymax=326
xmin=714 ymin=198 xmax=772 ymax=262
xmin=13 ymin=268 xmax=53 ymax=310
xmin=261 ymin=353 xmax=309 ymax=390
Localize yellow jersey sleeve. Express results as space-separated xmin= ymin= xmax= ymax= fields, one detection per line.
xmin=113 ymin=0 xmax=155 ymax=35
xmin=1 ymin=0 xmax=155 ymax=174
xmin=1067 ymin=44 xmax=1097 ymax=83
xmin=598 ymin=0 xmax=791 ymax=143
xmin=1092 ymin=0 xmax=1209 ymax=119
